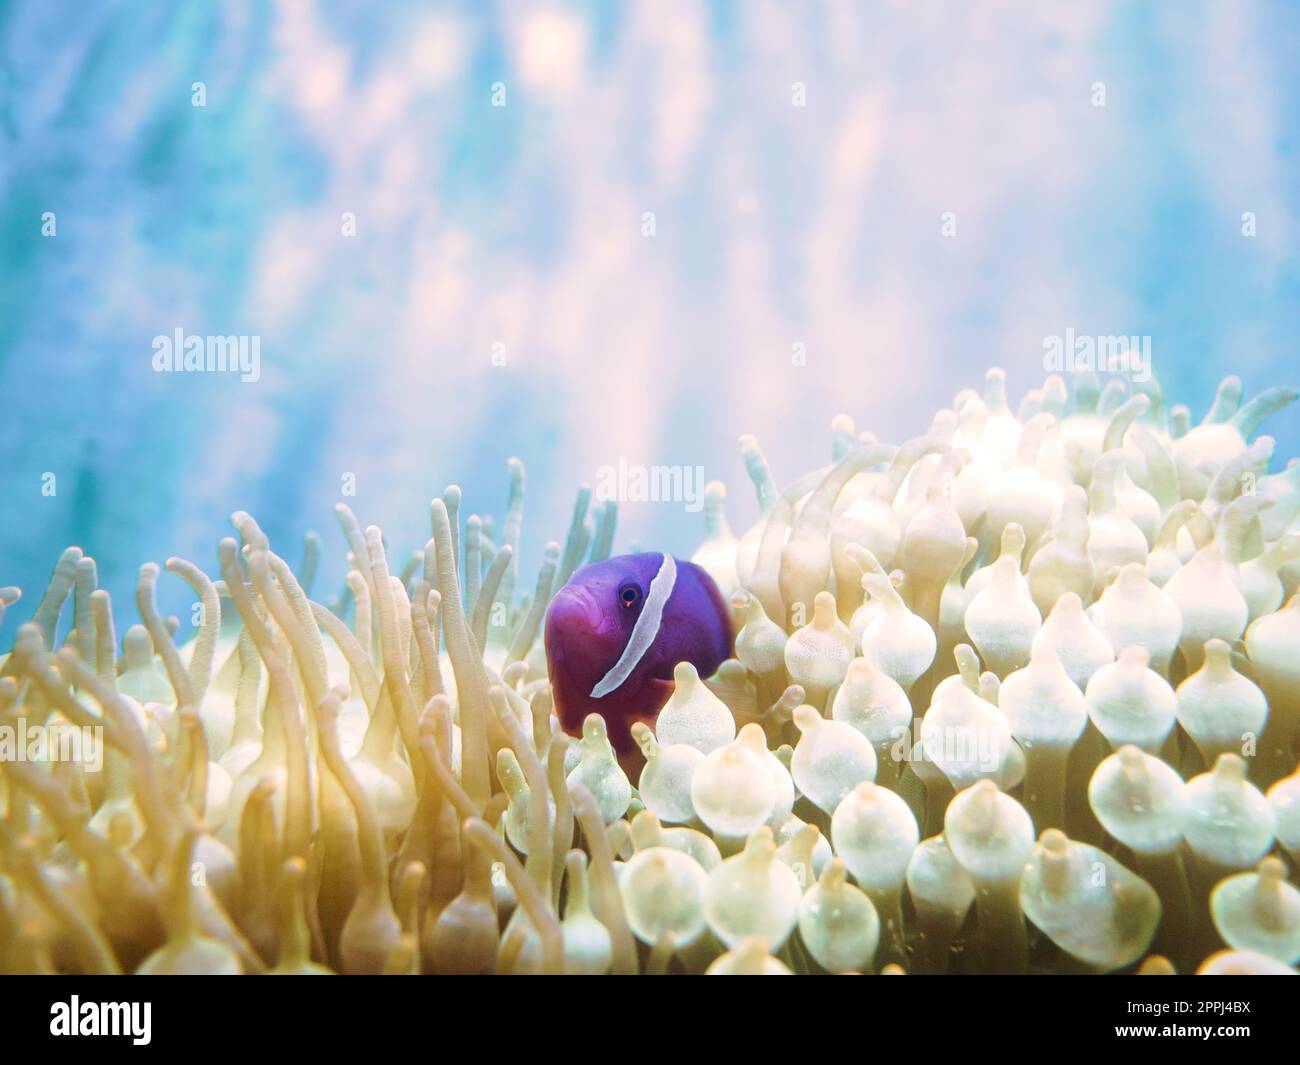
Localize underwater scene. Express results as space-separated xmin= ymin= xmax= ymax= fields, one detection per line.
xmin=2 ymin=0 xmax=1300 ymax=989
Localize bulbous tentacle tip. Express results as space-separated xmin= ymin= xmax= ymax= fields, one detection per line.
xmin=811 ymin=591 xmax=838 ymax=626
xmin=1116 ymin=743 xmax=1148 ymax=774
xmin=818 ymin=856 xmax=848 ymax=890
xmin=673 ymin=660 xmax=700 ymax=687
xmin=1256 ymin=855 xmax=1287 ymax=882
xmin=742 ymin=825 xmax=777 ymax=859
xmin=1038 ymin=827 xmax=1069 ymax=851
xmin=791 ymin=704 xmax=822 ymax=733
xmin=1116 ymin=644 xmax=1150 ymax=669
xmin=1211 ymin=752 xmax=1249 ymax=788
xmin=630 ymin=721 xmax=655 ymax=754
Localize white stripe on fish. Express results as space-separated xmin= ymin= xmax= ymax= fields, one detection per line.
xmin=589 ymin=553 xmax=677 ymax=698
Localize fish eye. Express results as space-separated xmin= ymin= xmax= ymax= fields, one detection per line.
xmin=619 ymin=583 xmax=642 ymax=609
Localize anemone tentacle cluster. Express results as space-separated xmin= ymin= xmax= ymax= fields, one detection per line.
xmin=2 ymin=367 xmax=1300 ymax=975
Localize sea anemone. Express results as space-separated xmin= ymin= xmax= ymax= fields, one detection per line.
xmin=2 ymin=367 xmax=1299 ymax=975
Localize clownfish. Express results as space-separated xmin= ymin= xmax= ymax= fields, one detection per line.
xmin=544 ymin=552 xmax=734 ymax=753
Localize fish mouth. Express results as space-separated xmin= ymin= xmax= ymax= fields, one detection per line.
xmin=547 ymin=583 xmax=601 ymax=635
xmin=544 ymin=584 xmax=603 ymax=677
xmin=544 ymin=585 xmax=609 ymax=735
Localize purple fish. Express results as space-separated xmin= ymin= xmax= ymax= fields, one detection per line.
xmin=544 ymin=552 xmax=733 ymax=753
